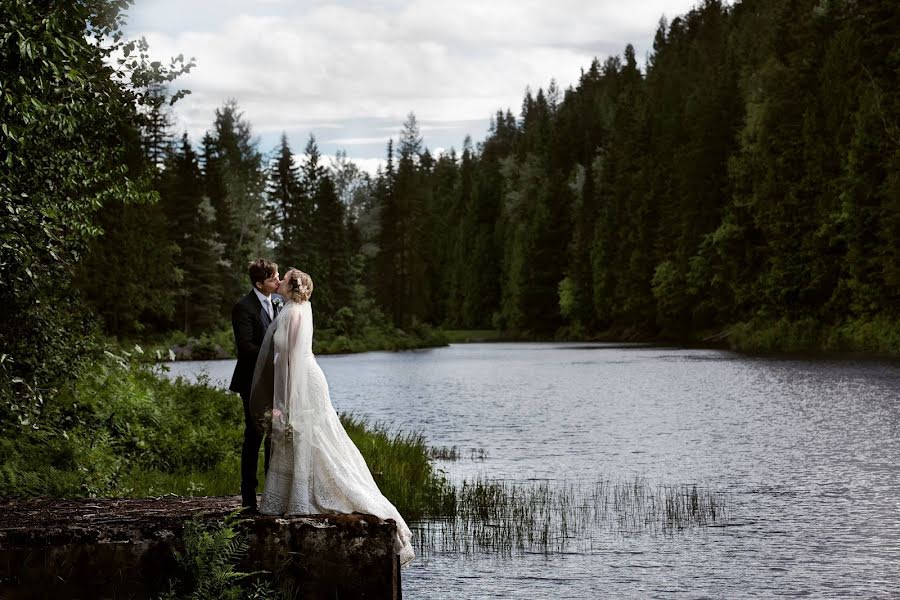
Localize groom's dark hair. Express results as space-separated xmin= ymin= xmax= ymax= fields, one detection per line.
xmin=248 ymin=258 xmax=278 ymax=287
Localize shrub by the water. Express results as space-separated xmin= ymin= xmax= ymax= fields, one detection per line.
xmin=0 ymin=348 xmax=454 ymax=522
xmin=341 ymin=415 xmax=456 ymax=520
xmin=727 ymin=317 xmax=900 ymax=355
xmin=0 ymin=348 xmax=244 ymax=498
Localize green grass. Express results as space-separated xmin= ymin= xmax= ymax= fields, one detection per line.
xmin=341 ymin=415 xmax=455 ymax=521
xmin=415 ymin=477 xmax=730 ymax=557
xmin=0 ymin=350 xmax=453 ymax=523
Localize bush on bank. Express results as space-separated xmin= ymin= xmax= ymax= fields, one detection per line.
xmin=0 ymin=349 xmax=452 ymax=521
xmin=122 ymin=320 xmax=449 ymax=362
xmin=727 ymin=317 xmax=900 ymax=356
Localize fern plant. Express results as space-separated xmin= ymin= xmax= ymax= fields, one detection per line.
xmin=158 ymin=510 xmax=279 ymax=600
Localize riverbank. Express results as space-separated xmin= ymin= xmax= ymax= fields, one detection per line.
xmin=0 ymin=349 xmax=452 ymax=521
xmin=448 ymin=316 xmax=900 ymax=359
xmin=117 ymin=314 xmax=900 ymax=366
xmin=118 ymin=321 xmax=449 ymax=362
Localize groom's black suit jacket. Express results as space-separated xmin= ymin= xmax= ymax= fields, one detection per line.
xmin=229 ymin=290 xmax=281 ymax=398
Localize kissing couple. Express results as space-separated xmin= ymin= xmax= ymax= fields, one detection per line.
xmin=229 ymin=258 xmax=414 ymax=566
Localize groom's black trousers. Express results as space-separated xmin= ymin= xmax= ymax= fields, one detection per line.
xmin=240 ymin=391 xmax=271 ymax=508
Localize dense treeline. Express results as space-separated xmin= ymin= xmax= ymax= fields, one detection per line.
xmin=373 ymin=0 xmax=900 ymax=350
xmin=0 ymin=1 xmax=447 ymax=505
xmin=0 ymin=0 xmax=897 ymax=512
xmin=4 ymin=0 xmax=899 ymax=414
xmin=63 ymin=0 xmax=900 ymax=354
xmin=1 ymin=1 xmax=192 ymax=414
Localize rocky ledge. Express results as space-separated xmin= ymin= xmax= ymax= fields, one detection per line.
xmin=0 ymin=495 xmax=401 ymax=599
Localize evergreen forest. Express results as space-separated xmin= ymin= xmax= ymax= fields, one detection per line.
xmin=81 ymin=0 xmax=900 ymax=355
xmin=1 ymin=1 xmax=898 ymax=592
xmin=3 ymin=0 xmax=900 ymax=412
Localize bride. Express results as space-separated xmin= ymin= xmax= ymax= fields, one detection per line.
xmin=249 ymin=268 xmax=414 ymax=567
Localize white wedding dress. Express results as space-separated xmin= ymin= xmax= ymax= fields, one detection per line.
xmin=250 ymin=300 xmax=414 ymax=566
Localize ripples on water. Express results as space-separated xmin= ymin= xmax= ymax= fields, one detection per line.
xmin=165 ymin=344 xmax=900 ymax=598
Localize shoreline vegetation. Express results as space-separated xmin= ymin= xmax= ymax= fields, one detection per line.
xmin=119 ymin=321 xmax=451 ymax=362
xmin=128 ymin=315 xmax=900 ymax=364
xmin=0 ymin=347 xmax=731 ymax=538
xmin=0 ymin=348 xmax=452 ymax=521
xmin=444 ymin=318 xmax=900 ymax=359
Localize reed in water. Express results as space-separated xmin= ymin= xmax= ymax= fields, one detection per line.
xmin=413 ymin=476 xmax=730 ymax=556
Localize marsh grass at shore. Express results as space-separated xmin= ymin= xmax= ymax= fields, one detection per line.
xmin=0 ymin=352 xmax=452 ymax=522
xmin=1 ymin=348 xmax=732 ymax=554
xmin=340 ymin=415 xmax=455 ymax=520
xmin=414 ymin=477 xmax=730 ymax=557
xmin=427 ymin=445 xmax=488 ymax=461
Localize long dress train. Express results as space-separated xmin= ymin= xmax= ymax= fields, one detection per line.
xmin=251 ymin=300 xmax=414 ymax=566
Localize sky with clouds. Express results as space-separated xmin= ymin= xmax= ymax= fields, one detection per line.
xmin=125 ymin=0 xmax=700 ymax=173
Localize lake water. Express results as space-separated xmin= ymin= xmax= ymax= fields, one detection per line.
xmin=165 ymin=343 xmax=900 ymax=598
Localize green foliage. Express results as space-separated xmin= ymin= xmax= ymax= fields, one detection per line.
xmin=159 ymin=512 xmax=284 ymax=600
xmin=376 ymin=115 xmax=433 ymax=327
xmin=651 ymin=260 xmax=693 ymax=335
xmin=558 ymin=276 xmax=577 ymax=320
xmin=729 ymin=316 xmax=900 ymax=355
xmin=205 ymin=101 xmax=268 ymax=317
xmin=0 ymin=349 xmax=243 ymax=498
xmin=827 ymin=317 xmax=900 ymax=354
xmin=1 ymin=346 xmax=455 ymax=524
xmin=341 ymin=415 xmax=456 ymax=521
xmin=77 ymin=194 xmax=180 ymax=335
xmin=0 ymin=0 xmax=192 ymax=419
xmin=310 ymin=172 xmax=353 ymax=326
xmin=728 ymin=317 xmax=824 ymax=354
xmin=272 ymin=134 xmax=315 ymax=283
xmin=346 ymin=0 xmax=897 ymax=354
xmin=159 ymin=134 xmax=225 ymax=334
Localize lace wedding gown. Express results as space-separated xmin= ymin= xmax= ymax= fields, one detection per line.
xmin=250 ymin=300 xmax=414 ymax=566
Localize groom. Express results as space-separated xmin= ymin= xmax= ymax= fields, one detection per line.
xmin=230 ymin=258 xmax=283 ymax=511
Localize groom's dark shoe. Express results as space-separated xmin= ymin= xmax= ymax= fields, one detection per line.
xmin=241 ymin=489 xmax=258 ymax=512
xmin=241 ymin=505 xmax=260 ymax=516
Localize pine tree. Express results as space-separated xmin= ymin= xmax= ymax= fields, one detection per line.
xmin=268 ymin=133 xmax=302 ymax=267
xmin=461 ymin=112 xmax=515 ymax=329
xmin=205 ymin=101 xmax=267 ymax=310
xmin=160 ymin=134 xmax=223 ymax=333
xmin=76 ymin=123 xmax=178 ymax=335
xmin=312 ymin=174 xmax=352 ymax=325
xmin=375 ymin=115 xmax=432 ymax=327
xmin=374 ymin=140 xmax=398 ymax=320
xmin=290 ymin=134 xmax=326 ymax=276
xmin=429 ymin=147 xmax=461 ymax=325
xmin=141 ymin=82 xmax=175 ymax=172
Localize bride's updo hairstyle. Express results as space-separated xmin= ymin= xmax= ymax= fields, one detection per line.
xmin=285 ymin=268 xmax=314 ymax=302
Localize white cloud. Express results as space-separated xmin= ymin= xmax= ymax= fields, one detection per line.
xmin=324 ymin=136 xmax=399 ymax=146
xmin=349 ymin=157 xmax=388 ymax=177
xmin=127 ymin=0 xmax=699 ymax=168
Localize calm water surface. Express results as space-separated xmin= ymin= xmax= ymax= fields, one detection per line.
xmin=166 ymin=343 xmax=900 ymax=598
